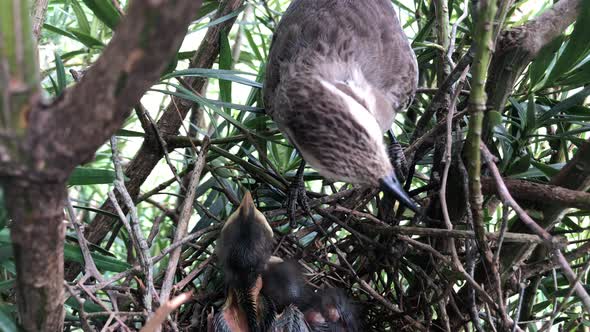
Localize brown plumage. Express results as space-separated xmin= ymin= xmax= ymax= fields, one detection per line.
xmin=264 ymin=0 xmax=419 ymax=211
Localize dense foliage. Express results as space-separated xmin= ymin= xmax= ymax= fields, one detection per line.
xmin=1 ymin=0 xmax=590 ymax=330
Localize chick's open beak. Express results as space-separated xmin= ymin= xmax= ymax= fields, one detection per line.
xmin=379 ymin=173 xmax=419 ymax=213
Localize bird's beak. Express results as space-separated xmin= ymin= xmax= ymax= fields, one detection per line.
xmin=237 ymin=191 xmax=274 ymax=237
xmin=239 ymin=191 xmax=255 ymax=212
xmin=379 ymin=173 xmax=419 ymax=213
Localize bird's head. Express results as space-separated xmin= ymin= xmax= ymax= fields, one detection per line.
xmin=217 ymin=192 xmax=274 ymax=290
xmin=277 ymin=66 xmax=417 ymax=211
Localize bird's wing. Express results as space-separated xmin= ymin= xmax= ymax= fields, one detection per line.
xmin=264 ymin=0 xmax=417 ymax=125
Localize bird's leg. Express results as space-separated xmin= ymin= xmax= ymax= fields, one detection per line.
xmin=387 ymin=129 xmax=408 ymax=179
xmin=287 ymin=159 xmax=310 ymax=228
xmin=380 ymin=130 xmax=413 ymax=221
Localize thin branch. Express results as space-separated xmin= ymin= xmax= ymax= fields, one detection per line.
xmin=110 ymin=136 xmax=156 ymax=313
xmin=82 ymin=0 xmax=245 ymax=249
xmin=30 ymin=0 xmax=49 ymax=41
xmin=64 ymin=282 xmax=93 ymax=332
xmin=539 ymin=259 xmax=590 ymax=331
xmin=440 ymin=65 xmax=469 ymax=267
xmin=481 ymin=144 xmax=590 ymax=314
xmin=160 ymin=139 xmax=210 ymax=303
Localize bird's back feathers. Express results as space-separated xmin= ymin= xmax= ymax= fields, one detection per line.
xmin=264 ymin=0 xmax=418 ymax=121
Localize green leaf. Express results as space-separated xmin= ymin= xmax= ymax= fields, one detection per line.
xmin=526 ymin=95 xmax=537 ymax=131
xmin=0 ymin=305 xmax=17 ymax=332
xmin=195 ymin=6 xmax=244 ymax=31
xmin=61 ymin=49 xmax=90 ymax=61
xmin=0 ymin=245 xmax=13 ymax=263
xmin=558 ymin=58 xmax=590 ymax=86
xmin=219 ymin=30 xmax=233 ymax=109
xmin=116 ymin=129 xmax=145 ymax=137
xmin=42 ymin=23 xmax=104 ymax=48
xmin=488 ymin=110 xmax=503 ymax=128
xmin=80 ymin=0 xmax=121 ymax=30
xmin=68 ymin=167 xmax=116 ymax=186
xmin=47 ymin=75 xmax=58 ymax=96
xmin=43 ymin=23 xmax=77 ymax=41
xmin=508 ymin=163 xmax=565 ymax=179
xmin=546 ymin=1 xmax=590 ymax=83
xmin=509 ymin=97 xmax=528 ymax=132
xmin=529 ymin=35 xmax=565 ymax=88
xmin=244 ymin=29 xmax=264 ymax=61
xmin=0 ymin=230 xmax=129 ymax=273
xmin=195 ymin=1 xmax=220 ymax=20
xmin=71 ymin=0 xmax=91 ymax=33
xmin=54 ymin=52 xmax=66 ymax=94
xmin=151 ymin=88 xmax=263 ymax=113
xmin=562 ymin=216 xmax=583 ymax=231
xmin=177 ymin=51 xmax=196 ymax=61
xmin=538 ymin=86 xmax=590 ymax=124
xmin=506 ymin=154 xmax=531 ymax=176
xmin=531 ymin=160 xmax=562 ymax=178
xmin=67 ymin=28 xmax=105 ymax=48
xmin=63 ymin=242 xmax=131 ymax=273
xmin=72 ymin=205 xmax=119 ymax=219
xmin=64 ymin=297 xmax=103 ymax=313
xmin=0 ymin=280 xmax=14 ymax=293
xmin=162 ymin=68 xmax=262 ymax=88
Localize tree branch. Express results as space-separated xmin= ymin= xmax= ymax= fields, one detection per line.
xmin=481 ymin=144 xmax=590 ymax=314
xmin=160 ymin=140 xmax=209 ymax=303
xmin=81 ymin=0 xmax=245 ymax=249
xmin=26 ymin=0 xmax=204 ymax=179
xmin=481 ymin=177 xmax=590 ymax=210
xmin=1 ymin=1 xmax=206 ymax=329
xmin=29 ymin=0 xmax=49 ymax=41
xmin=486 ymin=0 xmax=583 ymax=112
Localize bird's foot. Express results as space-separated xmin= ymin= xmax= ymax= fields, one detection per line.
xmin=387 ymin=130 xmax=408 ymax=178
xmin=287 ymin=161 xmax=310 ymax=228
xmin=287 ymin=177 xmax=310 ymax=228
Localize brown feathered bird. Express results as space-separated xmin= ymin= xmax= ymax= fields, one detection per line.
xmin=264 ymin=0 xmax=419 ymax=217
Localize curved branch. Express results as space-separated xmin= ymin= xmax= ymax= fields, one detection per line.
xmin=27 ymin=0 xmax=204 ymax=179
xmin=486 ymin=0 xmax=583 ymax=111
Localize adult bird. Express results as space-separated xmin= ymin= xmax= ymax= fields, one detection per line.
xmin=263 ymin=0 xmax=419 ymax=224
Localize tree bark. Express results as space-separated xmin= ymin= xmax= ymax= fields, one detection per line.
xmin=483 ymin=0 xmax=583 ymax=142
xmin=5 ymin=180 xmax=66 ymax=331
xmin=80 ymin=0 xmax=245 ymax=249
xmin=29 ymin=0 xmax=49 ymax=41
xmin=501 ymin=139 xmax=590 ymax=270
xmin=1 ymin=0 xmax=205 ymax=329
xmin=486 ymin=0 xmax=582 ymax=111
xmin=481 ymin=177 xmax=590 ymax=210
